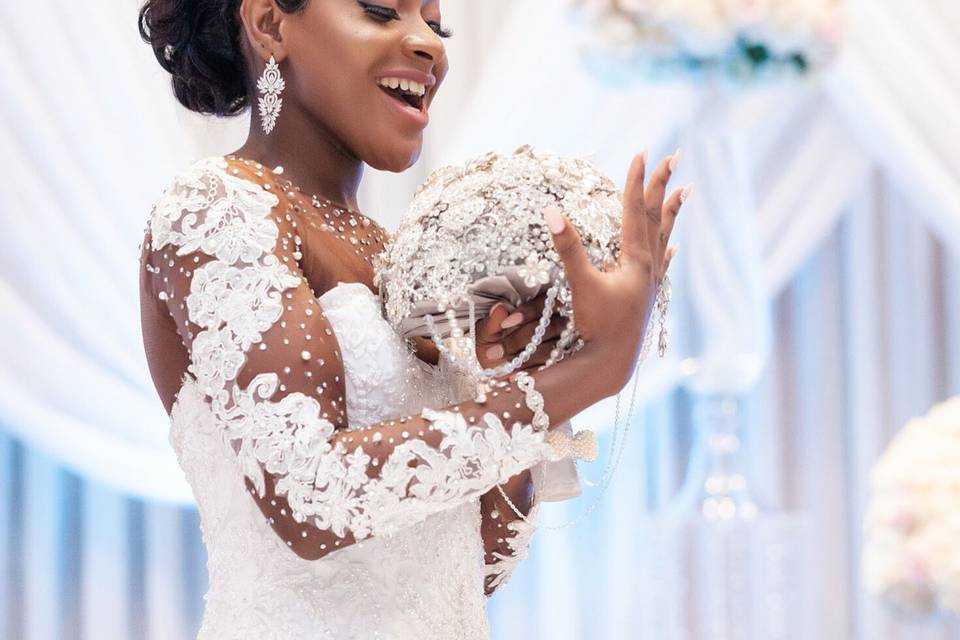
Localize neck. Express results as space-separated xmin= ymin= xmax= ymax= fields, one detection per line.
xmin=233 ymin=102 xmax=364 ymax=213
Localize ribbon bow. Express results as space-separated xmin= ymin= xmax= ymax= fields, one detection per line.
xmin=545 ymin=428 xmax=598 ymax=463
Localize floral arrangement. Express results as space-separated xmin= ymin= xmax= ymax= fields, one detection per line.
xmin=573 ymin=0 xmax=845 ymax=82
xmin=862 ymin=396 xmax=960 ymax=617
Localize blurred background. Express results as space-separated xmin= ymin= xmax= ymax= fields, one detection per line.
xmin=2 ymin=0 xmax=960 ymax=638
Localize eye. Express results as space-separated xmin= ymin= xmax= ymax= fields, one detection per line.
xmin=427 ymin=21 xmax=453 ymax=39
xmin=358 ymin=2 xmax=453 ymax=39
xmin=358 ymin=1 xmax=399 ymax=22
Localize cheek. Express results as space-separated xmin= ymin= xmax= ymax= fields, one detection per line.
xmin=295 ymin=68 xmax=425 ymax=172
xmin=282 ymin=22 xmax=430 ymax=172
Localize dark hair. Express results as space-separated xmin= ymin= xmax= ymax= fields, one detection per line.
xmin=138 ymin=0 xmax=307 ymax=116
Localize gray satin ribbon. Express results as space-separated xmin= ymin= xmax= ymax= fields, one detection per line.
xmin=397 ymin=266 xmax=557 ymax=339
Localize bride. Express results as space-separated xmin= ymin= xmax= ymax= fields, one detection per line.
xmin=137 ymin=0 xmax=684 ymax=637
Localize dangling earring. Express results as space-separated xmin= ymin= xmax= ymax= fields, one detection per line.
xmin=257 ymin=55 xmax=284 ymax=135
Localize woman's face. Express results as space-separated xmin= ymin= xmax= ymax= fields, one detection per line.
xmin=280 ymin=0 xmax=449 ymax=172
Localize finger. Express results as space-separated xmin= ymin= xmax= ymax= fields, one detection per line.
xmin=656 ymin=186 xmax=684 ymax=269
xmin=476 ymin=302 xmax=512 ymax=344
xmin=543 ymin=205 xmax=594 ymax=293
xmin=502 ymin=294 xmax=548 ymax=331
xmin=644 ymin=150 xmax=678 ymax=263
xmin=663 ymin=245 xmax=679 ymax=274
xmin=620 ymin=151 xmax=650 ymax=265
xmin=502 ymin=314 xmax=568 ymax=355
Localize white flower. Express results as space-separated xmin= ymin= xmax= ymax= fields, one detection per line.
xmin=517 ymin=253 xmax=552 ymax=289
xmin=863 ymin=396 xmax=960 ymax=617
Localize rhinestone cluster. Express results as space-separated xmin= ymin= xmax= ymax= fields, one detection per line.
xmin=224 ymin=154 xmax=389 ymax=265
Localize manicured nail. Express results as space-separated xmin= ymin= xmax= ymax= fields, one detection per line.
xmin=486 ymin=345 xmax=504 ymax=360
xmin=488 ymin=303 xmax=503 ymax=319
xmin=543 ymin=205 xmax=565 ymax=234
xmin=669 ymin=148 xmax=682 ymax=173
xmin=680 ymin=183 xmax=694 ymax=203
xmin=502 ymin=312 xmax=524 ymax=329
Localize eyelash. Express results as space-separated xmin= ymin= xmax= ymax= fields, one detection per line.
xmin=358 ymin=1 xmax=454 ymax=39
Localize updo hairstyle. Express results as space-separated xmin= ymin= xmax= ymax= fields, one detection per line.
xmin=138 ymin=0 xmax=307 ymax=115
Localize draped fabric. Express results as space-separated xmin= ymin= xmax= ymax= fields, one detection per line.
xmin=2 ymin=0 xmax=959 ymax=638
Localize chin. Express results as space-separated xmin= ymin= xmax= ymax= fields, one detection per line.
xmin=366 ymin=143 xmax=423 ymax=173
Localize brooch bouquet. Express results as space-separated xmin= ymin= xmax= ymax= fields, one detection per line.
xmin=373 ymin=144 xmax=631 ymax=380
xmin=374 ymin=145 xmax=649 ymax=505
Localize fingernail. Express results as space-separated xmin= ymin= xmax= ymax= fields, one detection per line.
xmin=669 ymin=148 xmax=682 ymax=172
xmin=543 ymin=205 xmax=565 ymax=234
xmin=502 ymin=312 xmax=524 ymax=329
xmin=487 ymin=303 xmax=502 ymax=319
xmin=680 ymin=183 xmax=694 ymax=203
xmin=668 ymin=244 xmax=679 ymax=260
xmin=486 ymin=345 xmax=504 ymax=360
xmin=639 ymin=148 xmax=648 ymax=166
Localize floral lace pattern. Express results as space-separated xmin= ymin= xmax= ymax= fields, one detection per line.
xmin=485 ymin=503 xmax=540 ymax=591
xmin=147 ymin=157 xmax=552 ymax=638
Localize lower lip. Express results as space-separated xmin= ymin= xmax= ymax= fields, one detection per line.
xmin=378 ymin=86 xmax=429 ymax=129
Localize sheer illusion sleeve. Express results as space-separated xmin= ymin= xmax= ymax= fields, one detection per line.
xmin=480 ymin=467 xmax=541 ymax=595
xmin=142 ymin=157 xmax=555 ymax=561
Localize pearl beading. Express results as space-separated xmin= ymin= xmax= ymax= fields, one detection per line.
xmin=224 ymin=155 xmax=389 ymax=266
xmin=513 ymin=371 xmax=549 ymax=432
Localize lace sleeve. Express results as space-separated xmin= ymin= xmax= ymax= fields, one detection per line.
xmin=143 ymin=157 xmax=554 ymax=561
xmin=480 ymin=465 xmax=542 ymax=595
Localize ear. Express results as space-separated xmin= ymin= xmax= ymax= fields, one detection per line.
xmin=238 ymin=0 xmax=288 ymax=63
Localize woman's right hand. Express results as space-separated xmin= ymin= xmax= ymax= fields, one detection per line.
xmin=544 ymin=150 xmax=689 ymax=395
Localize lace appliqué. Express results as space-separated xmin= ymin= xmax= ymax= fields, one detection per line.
xmin=484 ymin=502 xmax=540 ymax=591
xmin=150 ymin=157 xmax=550 ymax=544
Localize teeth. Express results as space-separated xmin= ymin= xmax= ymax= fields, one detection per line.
xmin=377 ymin=77 xmax=426 ymax=97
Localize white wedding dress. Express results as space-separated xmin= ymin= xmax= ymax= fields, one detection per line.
xmin=141 ymin=156 xmax=552 ymax=639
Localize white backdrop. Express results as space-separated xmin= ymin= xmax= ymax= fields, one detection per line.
xmin=1 ymin=0 xmax=959 ymax=638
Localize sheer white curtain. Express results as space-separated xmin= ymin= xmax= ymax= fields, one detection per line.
xmin=2 ymin=0 xmax=959 ymax=638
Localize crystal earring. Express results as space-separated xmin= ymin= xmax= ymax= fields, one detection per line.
xmin=257 ymin=55 xmax=284 ymax=135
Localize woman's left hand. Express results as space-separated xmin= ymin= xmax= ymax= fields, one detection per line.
xmin=474 ymin=291 xmax=569 ymax=372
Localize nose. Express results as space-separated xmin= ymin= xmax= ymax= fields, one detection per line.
xmin=401 ymin=24 xmax=444 ymax=64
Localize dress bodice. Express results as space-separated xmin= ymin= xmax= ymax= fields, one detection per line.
xmin=169 ymin=281 xmax=491 ymax=639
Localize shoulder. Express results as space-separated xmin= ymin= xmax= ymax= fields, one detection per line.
xmin=147 ymin=156 xmax=282 ymax=260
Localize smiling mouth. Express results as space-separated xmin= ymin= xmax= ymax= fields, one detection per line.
xmin=377 ymin=83 xmax=425 ymax=112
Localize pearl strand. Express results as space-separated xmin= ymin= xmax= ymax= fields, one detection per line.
xmin=424 ymin=280 xmax=561 ymax=380
xmin=493 ymin=298 xmax=662 ymax=529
